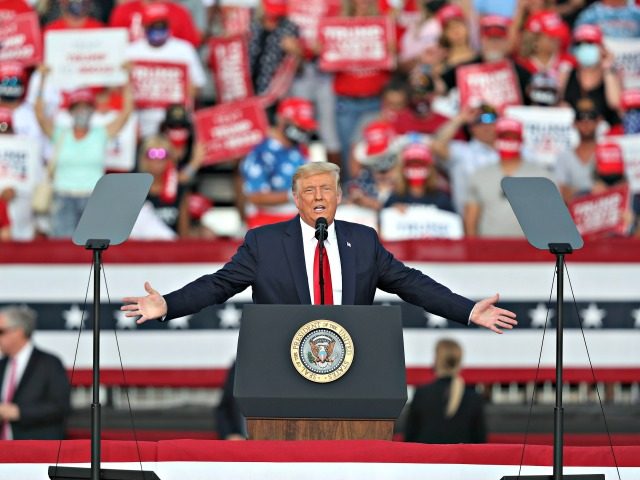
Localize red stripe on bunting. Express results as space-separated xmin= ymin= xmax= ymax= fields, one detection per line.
xmin=0 ymin=440 xmax=638 ymax=467
xmin=1 ymin=238 xmax=639 ymax=264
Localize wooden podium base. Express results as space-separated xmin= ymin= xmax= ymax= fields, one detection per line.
xmin=246 ymin=418 xmax=394 ymax=440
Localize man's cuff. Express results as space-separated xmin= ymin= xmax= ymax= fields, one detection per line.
xmin=468 ymin=304 xmax=476 ymax=325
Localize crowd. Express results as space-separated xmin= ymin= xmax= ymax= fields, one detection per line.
xmin=1 ymin=0 xmax=640 ymax=241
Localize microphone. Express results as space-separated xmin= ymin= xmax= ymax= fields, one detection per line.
xmin=315 ymin=217 xmax=328 ymax=241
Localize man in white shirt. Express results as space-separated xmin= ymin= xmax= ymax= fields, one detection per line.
xmin=0 ymin=306 xmax=70 ymax=440
xmin=125 ymin=2 xmax=206 ymax=137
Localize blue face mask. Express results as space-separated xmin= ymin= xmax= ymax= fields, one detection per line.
xmin=65 ymin=0 xmax=87 ymax=17
xmin=623 ymin=109 xmax=640 ymax=134
xmin=574 ymin=43 xmax=601 ymax=67
xmin=146 ymin=26 xmax=170 ymax=47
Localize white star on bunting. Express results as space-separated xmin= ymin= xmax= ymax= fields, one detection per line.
xmin=425 ymin=312 xmax=448 ymax=328
xmin=114 ymin=310 xmax=137 ymax=330
xmin=168 ymin=315 xmax=192 ymax=329
xmin=580 ymin=303 xmax=606 ymax=328
xmin=217 ymin=304 xmax=242 ymax=329
xmin=529 ymin=303 xmax=554 ymax=328
xmin=63 ymin=304 xmax=86 ymax=330
xmin=631 ymin=308 xmax=640 ymax=328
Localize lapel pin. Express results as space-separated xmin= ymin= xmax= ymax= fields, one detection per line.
xmin=347 ymin=242 xmax=351 ymax=248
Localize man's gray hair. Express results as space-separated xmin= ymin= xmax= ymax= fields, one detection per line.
xmin=0 ymin=305 xmax=37 ymax=338
xmin=291 ymin=162 xmax=341 ymax=193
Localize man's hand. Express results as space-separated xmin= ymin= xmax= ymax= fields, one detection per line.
xmin=470 ymin=293 xmax=517 ymax=334
xmin=121 ymin=282 xmax=168 ymax=325
xmin=0 ymin=403 xmax=20 ymax=421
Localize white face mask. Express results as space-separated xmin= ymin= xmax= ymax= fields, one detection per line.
xmin=574 ymin=43 xmax=601 ymax=67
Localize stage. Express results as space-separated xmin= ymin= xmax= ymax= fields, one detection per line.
xmin=0 ymin=440 xmax=638 ymax=480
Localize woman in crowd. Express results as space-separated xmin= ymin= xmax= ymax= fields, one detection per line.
xmin=385 ymin=140 xmax=454 ymax=212
xmin=137 ymin=135 xmax=191 ymax=238
xmin=437 ymin=4 xmax=477 ymax=72
xmin=562 ymin=24 xmax=622 ymax=130
xmin=34 ymin=65 xmax=133 ymax=238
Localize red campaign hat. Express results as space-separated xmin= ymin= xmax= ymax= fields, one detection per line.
xmin=188 ymin=193 xmax=213 ymax=221
xmin=277 ymin=97 xmax=318 ymax=131
xmin=143 ymin=2 xmax=170 ymax=25
xmin=66 ymin=87 xmax=96 ymax=107
xmin=0 ymin=62 xmax=26 ymax=81
xmin=525 ymin=11 xmax=568 ymax=39
xmin=480 ymin=15 xmax=510 ymax=38
xmin=495 ymin=117 xmax=523 ymax=138
xmin=0 ymin=108 xmax=13 ymax=132
xmin=621 ymin=89 xmax=640 ymax=110
xmin=436 ymin=4 xmax=465 ymax=26
xmin=596 ymin=142 xmax=625 ymax=175
xmin=573 ymin=24 xmax=603 ymax=44
xmin=362 ymin=120 xmax=395 ymax=156
xmin=402 ymin=142 xmax=433 ymax=164
xmin=262 ymin=0 xmax=288 ymax=17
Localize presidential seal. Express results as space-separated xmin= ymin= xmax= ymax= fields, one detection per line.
xmin=290 ymin=320 xmax=354 ymax=383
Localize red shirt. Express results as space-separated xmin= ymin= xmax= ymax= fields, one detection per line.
xmin=0 ymin=0 xmax=33 ymax=22
xmin=109 ymin=0 xmax=201 ymax=47
xmin=334 ymin=70 xmax=390 ymax=97
xmin=44 ymin=17 xmax=104 ymax=32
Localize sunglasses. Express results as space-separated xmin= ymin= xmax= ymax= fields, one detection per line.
xmin=576 ymin=111 xmax=599 ymax=121
xmin=146 ymin=147 xmax=169 ymax=160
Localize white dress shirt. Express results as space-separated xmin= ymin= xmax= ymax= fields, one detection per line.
xmin=300 ymin=218 xmax=343 ymax=305
xmin=1 ymin=341 xmax=34 ymax=440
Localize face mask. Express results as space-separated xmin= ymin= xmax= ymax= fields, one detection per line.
xmin=284 ymin=124 xmax=312 ymax=146
xmin=495 ymin=138 xmax=522 ymax=161
xmin=403 ymin=165 xmax=430 ymax=188
xmin=424 ymin=0 xmax=446 ymax=14
xmin=623 ymin=110 xmax=640 ymax=134
xmin=0 ymin=78 xmax=25 ymax=102
xmin=0 ymin=120 xmax=12 ymax=134
xmin=574 ymin=43 xmax=601 ymax=67
xmin=483 ymin=49 xmax=505 ymax=62
xmin=65 ymin=1 xmax=87 ymax=17
xmin=71 ymin=108 xmax=93 ymax=130
xmin=146 ymin=26 xmax=170 ymax=47
xmin=167 ymin=127 xmax=190 ymax=148
xmin=598 ymin=173 xmax=624 ymax=186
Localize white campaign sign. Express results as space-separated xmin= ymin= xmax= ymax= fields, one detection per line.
xmin=505 ymin=105 xmax=575 ymax=167
xmin=0 ymin=134 xmax=40 ymax=193
xmin=45 ymin=28 xmax=128 ymax=88
xmin=606 ymin=133 xmax=640 ymax=193
xmin=605 ymin=37 xmax=640 ymax=89
xmin=380 ymin=205 xmax=463 ymax=241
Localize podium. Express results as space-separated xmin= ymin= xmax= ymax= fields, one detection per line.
xmin=234 ymin=305 xmax=407 ymax=440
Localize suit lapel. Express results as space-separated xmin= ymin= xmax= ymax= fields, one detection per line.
xmin=336 ymin=221 xmax=356 ymax=305
xmin=283 ymin=217 xmax=312 ymax=304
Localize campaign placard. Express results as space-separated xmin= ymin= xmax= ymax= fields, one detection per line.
xmin=569 ymin=185 xmax=629 ymax=238
xmin=605 ymin=37 xmax=640 ymax=89
xmin=44 ymin=28 xmax=128 ymax=88
xmin=606 ymin=133 xmax=640 ymax=194
xmin=318 ymin=16 xmax=395 ymax=71
xmin=288 ymin=0 xmax=341 ymax=53
xmin=505 ymin=105 xmax=575 ymax=167
xmin=194 ymin=98 xmax=268 ymax=165
xmin=131 ymin=61 xmax=189 ymax=109
xmin=380 ymin=205 xmax=464 ymax=241
xmin=457 ymin=60 xmax=522 ymax=113
xmin=260 ymin=55 xmax=299 ymax=106
xmin=0 ymin=135 xmax=40 ymax=192
xmin=221 ymin=6 xmax=252 ymax=35
xmin=0 ymin=12 xmax=42 ymax=66
xmin=209 ymin=34 xmax=253 ymax=104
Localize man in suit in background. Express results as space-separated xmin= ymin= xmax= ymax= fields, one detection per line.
xmin=123 ymin=162 xmax=517 ymax=333
xmin=0 ymin=306 xmax=71 ymax=440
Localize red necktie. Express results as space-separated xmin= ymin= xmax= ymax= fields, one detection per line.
xmin=313 ymin=243 xmax=333 ymax=305
xmin=1 ymin=358 xmax=17 ymax=440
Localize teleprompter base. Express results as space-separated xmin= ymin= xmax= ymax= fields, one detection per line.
xmin=48 ymin=466 xmax=160 ymax=480
xmin=501 ymin=475 xmax=605 ymax=480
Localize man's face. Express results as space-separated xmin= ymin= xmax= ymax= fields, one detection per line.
xmin=0 ymin=315 xmax=24 ymax=357
xmin=293 ymin=172 xmax=342 ymax=227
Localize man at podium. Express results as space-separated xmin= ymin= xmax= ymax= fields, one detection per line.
xmin=123 ymin=162 xmax=516 ymax=333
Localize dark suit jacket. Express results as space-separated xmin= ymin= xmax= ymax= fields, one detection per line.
xmin=165 ymin=217 xmax=474 ymax=323
xmin=0 ymin=347 xmax=71 ymax=440
xmin=404 ymin=377 xmax=486 ymax=444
